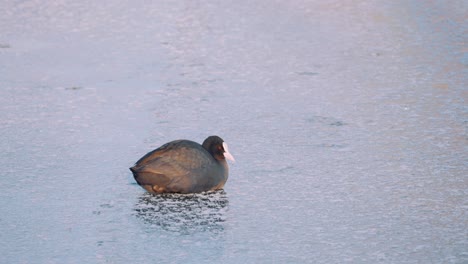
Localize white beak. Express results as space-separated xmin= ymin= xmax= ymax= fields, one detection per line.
xmin=222 ymin=142 xmax=235 ymax=162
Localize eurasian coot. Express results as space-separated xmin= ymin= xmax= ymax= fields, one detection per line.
xmin=130 ymin=136 xmax=235 ymax=194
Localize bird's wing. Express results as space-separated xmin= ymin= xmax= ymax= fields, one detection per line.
xmin=132 ymin=146 xmax=213 ymax=193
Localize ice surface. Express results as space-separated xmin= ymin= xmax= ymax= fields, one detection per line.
xmin=0 ymin=0 xmax=466 ymax=263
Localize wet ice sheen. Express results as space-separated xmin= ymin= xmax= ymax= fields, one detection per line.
xmin=0 ymin=1 xmax=467 ymax=263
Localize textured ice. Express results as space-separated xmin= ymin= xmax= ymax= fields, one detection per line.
xmin=0 ymin=0 xmax=466 ymax=263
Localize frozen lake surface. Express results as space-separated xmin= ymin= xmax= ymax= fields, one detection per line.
xmin=0 ymin=1 xmax=466 ymax=263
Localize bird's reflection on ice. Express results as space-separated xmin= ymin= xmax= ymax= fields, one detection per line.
xmin=134 ymin=190 xmax=229 ymax=235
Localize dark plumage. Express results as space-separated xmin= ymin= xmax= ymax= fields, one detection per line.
xmin=130 ymin=136 xmax=235 ymax=194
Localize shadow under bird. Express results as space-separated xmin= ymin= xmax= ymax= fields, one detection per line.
xmin=130 ymin=135 xmax=235 ymax=194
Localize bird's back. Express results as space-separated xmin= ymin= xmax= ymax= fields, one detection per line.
xmin=130 ymin=140 xmax=226 ymax=193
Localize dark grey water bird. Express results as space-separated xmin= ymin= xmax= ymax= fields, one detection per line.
xmin=130 ymin=136 xmax=235 ymax=194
